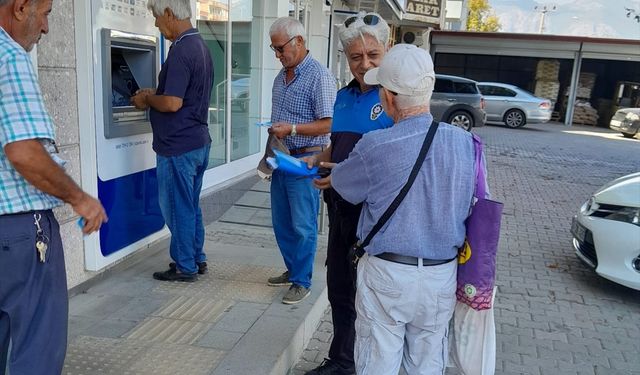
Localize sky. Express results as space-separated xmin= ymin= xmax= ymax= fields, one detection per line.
xmin=487 ymin=0 xmax=640 ymax=40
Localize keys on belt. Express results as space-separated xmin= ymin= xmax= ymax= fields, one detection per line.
xmin=33 ymin=213 xmax=49 ymax=263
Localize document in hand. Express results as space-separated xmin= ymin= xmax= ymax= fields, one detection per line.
xmin=266 ymin=150 xmax=319 ymax=178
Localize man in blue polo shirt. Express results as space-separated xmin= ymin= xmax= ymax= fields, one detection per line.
xmin=304 ymin=12 xmax=393 ymax=375
xmin=131 ymin=0 xmax=213 ymax=282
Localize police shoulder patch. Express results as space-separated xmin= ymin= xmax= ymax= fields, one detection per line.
xmin=370 ymin=103 xmax=383 ymax=121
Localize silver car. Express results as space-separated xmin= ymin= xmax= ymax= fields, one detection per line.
xmin=478 ymin=82 xmax=552 ymax=128
xmin=431 ymin=74 xmax=486 ymax=131
xmin=609 ymin=108 xmax=640 ymax=138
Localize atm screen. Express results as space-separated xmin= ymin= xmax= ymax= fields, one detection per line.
xmin=102 ymin=29 xmax=156 ymax=139
xmin=111 ymin=50 xmax=141 ymax=108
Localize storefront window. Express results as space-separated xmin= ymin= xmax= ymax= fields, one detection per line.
xmin=197 ymin=0 xmax=229 ymax=168
xmin=230 ymin=0 xmax=260 ymax=161
xmin=197 ymin=0 xmax=261 ymax=168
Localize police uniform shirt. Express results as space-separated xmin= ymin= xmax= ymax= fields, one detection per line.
xmin=330 ymin=79 xmax=393 ymax=164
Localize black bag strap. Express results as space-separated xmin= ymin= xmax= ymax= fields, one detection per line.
xmin=358 ymin=120 xmax=439 ymax=250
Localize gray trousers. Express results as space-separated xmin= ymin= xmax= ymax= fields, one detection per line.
xmin=0 ymin=210 xmax=68 ymax=375
xmin=354 ymin=254 xmax=457 ymax=375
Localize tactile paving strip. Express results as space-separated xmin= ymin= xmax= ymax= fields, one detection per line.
xmin=63 ymin=336 xmax=147 ymax=374
xmin=206 ymin=261 xmax=285 ymax=283
xmin=152 ymin=296 xmax=233 ymax=323
xmin=124 ymin=317 xmax=211 ymax=345
xmin=63 ymin=336 xmax=224 ymax=375
xmin=125 ymin=343 xmax=224 ymax=375
xmin=152 ymin=279 xmax=281 ymax=303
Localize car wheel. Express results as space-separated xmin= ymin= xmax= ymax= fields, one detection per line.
xmin=622 ymin=132 xmax=636 ymax=139
xmin=448 ymin=111 xmax=474 ymax=131
xmin=504 ymin=109 xmax=526 ymax=128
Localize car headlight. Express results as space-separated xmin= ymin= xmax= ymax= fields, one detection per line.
xmin=588 ymin=203 xmax=640 ymax=227
xmin=625 ymin=112 xmax=640 ymax=121
xmin=606 ymin=207 xmax=640 ymax=226
xmin=581 ymin=196 xmax=599 ymax=216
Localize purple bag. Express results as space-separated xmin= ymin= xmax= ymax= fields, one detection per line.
xmin=456 ymin=135 xmax=503 ymax=311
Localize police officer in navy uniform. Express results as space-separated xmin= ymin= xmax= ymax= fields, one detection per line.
xmin=0 ymin=1 xmax=107 ymax=374
xmin=304 ymin=12 xmax=393 ymax=375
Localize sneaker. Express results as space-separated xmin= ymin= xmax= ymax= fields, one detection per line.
xmin=153 ymin=268 xmax=198 ymax=282
xmin=282 ymin=284 xmax=310 ymax=305
xmin=169 ymin=261 xmax=208 ymax=275
xmin=305 ymin=359 xmax=355 ymax=375
xmin=267 ymin=271 xmax=292 ymax=286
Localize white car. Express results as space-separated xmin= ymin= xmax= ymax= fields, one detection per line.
xmin=478 ymin=82 xmax=552 ymax=128
xmin=571 ymin=172 xmax=640 ymax=290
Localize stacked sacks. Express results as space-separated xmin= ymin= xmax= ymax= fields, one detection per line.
xmin=534 ymin=60 xmax=561 ymax=108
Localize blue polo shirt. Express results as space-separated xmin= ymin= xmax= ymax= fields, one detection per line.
xmin=330 ymin=80 xmax=393 ymax=164
xmin=325 ymin=80 xmax=393 ymax=210
xmin=150 ymin=28 xmax=213 ymax=157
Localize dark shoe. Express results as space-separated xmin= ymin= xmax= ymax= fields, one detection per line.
xmin=153 ymin=268 xmax=197 ymax=282
xmin=282 ymin=284 xmax=310 ymax=304
xmin=305 ymin=359 xmax=355 ymax=375
xmin=169 ymin=261 xmax=208 ymax=275
xmin=267 ymin=271 xmax=292 ymax=286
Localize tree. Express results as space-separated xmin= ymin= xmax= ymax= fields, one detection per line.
xmin=466 ymin=0 xmax=501 ymax=32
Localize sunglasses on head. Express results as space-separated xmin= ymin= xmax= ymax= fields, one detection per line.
xmin=344 ymin=14 xmax=380 ymax=28
xmin=270 ymin=36 xmax=297 ymax=53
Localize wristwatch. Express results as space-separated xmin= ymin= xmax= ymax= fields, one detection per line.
xmin=290 ymin=124 xmax=297 ymax=137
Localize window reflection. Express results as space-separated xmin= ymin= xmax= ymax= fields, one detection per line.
xmin=197 ymin=0 xmax=260 ymax=167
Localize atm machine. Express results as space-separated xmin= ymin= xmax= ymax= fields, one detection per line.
xmin=75 ymin=0 xmax=170 ymax=270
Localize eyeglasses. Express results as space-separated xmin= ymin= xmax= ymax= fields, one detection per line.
xmin=344 ymin=14 xmax=380 ymax=28
xmin=270 ymin=36 xmax=297 ymax=53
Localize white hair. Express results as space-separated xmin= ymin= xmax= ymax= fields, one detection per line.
xmin=147 ymin=0 xmax=191 ymax=20
xmin=337 ymin=12 xmax=389 ymax=49
xmin=269 ymin=17 xmax=307 ymax=44
xmin=394 ymin=92 xmax=432 ymax=110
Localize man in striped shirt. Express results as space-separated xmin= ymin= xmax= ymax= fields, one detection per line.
xmin=0 ymin=1 xmax=107 ymax=374
xmin=265 ymin=17 xmax=336 ymax=305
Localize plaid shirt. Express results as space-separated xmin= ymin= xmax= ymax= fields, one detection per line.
xmin=271 ymin=53 xmax=336 ymax=150
xmin=0 ymin=27 xmax=61 ymax=214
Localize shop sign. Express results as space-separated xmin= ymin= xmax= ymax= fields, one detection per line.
xmin=404 ymin=0 xmax=442 ymax=25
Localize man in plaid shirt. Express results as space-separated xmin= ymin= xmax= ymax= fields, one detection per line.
xmin=266 ymin=17 xmax=336 ymax=304
xmin=0 ymin=1 xmax=107 ymax=374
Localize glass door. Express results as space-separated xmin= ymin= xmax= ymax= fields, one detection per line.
xmin=197 ymin=0 xmax=229 ymax=169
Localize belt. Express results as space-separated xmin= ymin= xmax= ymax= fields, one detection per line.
xmin=375 ymin=252 xmax=457 ymax=266
xmin=1 ymin=210 xmax=39 ymax=217
xmin=289 ymin=145 xmax=325 ymax=156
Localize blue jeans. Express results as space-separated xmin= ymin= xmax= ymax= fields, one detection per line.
xmin=157 ymin=144 xmax=211 ymax=275
xmin=270 ymin=168 xmax=320 ymax=289
xmin=0 ymin=210 xmax=68 ymax=375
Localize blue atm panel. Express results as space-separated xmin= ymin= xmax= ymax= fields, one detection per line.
xmin=98 ymin=169 xmax=165 ymax=256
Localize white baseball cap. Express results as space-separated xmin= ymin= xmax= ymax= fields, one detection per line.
xmin=364 ymin=44 xmax=435 ymax=96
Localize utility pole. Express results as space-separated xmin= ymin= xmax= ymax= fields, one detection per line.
xmin=535 ymin=4 xmax=557 ymax=34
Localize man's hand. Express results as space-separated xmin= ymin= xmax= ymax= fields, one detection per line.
xmin=313 ymin=162 xmax=336 ymax=190
xmin=302 ymin=155 xmax=318 ymax=169
xmin=130 ymin=91 xmax=150 ymax=110
xmin=268 ymin=122 xmax=293 ymax=139
xmin=72 ymin=193 xmax=108 ymax=234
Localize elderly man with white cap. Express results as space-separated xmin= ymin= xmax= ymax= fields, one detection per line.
xmin=325 ymin=44 xmax=484 ymax=374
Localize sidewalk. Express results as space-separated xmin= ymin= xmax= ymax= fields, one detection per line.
xmin=63 ymin=180 xmax=330 ymax=375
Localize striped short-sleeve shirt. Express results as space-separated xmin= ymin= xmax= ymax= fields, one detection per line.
xmin=0 ymin=27 xmax=61 ymax=214
xmin=271 ymin=53 xmax=336 ymax=150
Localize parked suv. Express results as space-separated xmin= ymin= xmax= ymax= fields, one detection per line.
xmin=431 ymin=74 xmax=486 ymax=131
